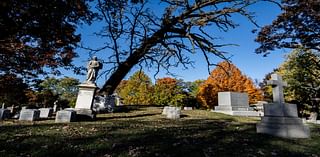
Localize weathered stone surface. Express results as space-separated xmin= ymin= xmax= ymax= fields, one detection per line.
xmin=0 ymin=109 xmax=10 ymax=120
xmin=213 ymin=92 xmax=261 ymax=116
xmin=19 ymin=109 xmax=40 ymax=121
xmin=257 ymin=117 xmax=310 ymax=138
xmin=55 ymin=110 xmax=76 ymax=123
xmin=39 ymin=108 xmax=53 ymax=118
xmin=75 ymin=83 xmax=97 ymax=109
xmin=162 ymin=106 xmax=181 ymax=119
xmin=218 ymin=92 xmax=249 ymax=107
xmin=263 ymin=103 xmax=298 ymax=117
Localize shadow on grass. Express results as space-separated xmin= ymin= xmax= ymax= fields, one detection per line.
xmin=96 ymin=113 xmax=159 ymax=120
xmin=0 ymin=111 xmax=319 ymax=157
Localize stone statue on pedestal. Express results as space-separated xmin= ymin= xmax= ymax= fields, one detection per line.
xmin=86 ymin=56 xmax=102 ymax=84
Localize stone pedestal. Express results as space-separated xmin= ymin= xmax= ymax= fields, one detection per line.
xmin=39 ymin=108 xmax=53 ymax=118
xmin=75 ymin=83 xmax=97 ymax=109
xmin=0 ymin=109 xmax=11 ymax=120
xmin=65 ymin=108 xmax=96 ymax=119
xmin=74 ymin=83 xmax=97 ymax=119
xmin=55 ymin=110 xmax=76 ymax=123
xmin=213 ymin=92 xmax=261 ymax=116
xmin=19 ymin=109 xmax=40 ymax=121
xmin=256 ymin=103 xmax=310 ymax=138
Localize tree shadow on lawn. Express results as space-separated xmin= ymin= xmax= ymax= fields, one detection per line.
xmin=1 ymin=117 xmax=319 ymax=157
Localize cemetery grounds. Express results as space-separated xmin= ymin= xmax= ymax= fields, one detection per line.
xmin=0 ymin=106 xmax=319 ymax=157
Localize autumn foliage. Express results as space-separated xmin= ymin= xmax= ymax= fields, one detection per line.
xmin=153 ymin=77 xmax=179 ymax=106
xmin=197 ymin=61 xmax=263 ymax=109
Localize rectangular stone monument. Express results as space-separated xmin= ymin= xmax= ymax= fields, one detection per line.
xmin=213 ymin=92 xmax=261 ymax=116
xmin=256 ymin=74 xmax=310 ymax=138
xmin=75 ymin=83 xmax=97 ymax=109
xmin=55 ymin=110 xmax=76 ymax=123
xmin=0 ymin=109 xmax=10 ymax=120
xmin=162 ymin=106 xmax=181 ymax=119
xmin=73 ymin=83 xmax=97 ymax=118
xmin=39 ymin=108 xmax=53 ymax=118
xmin=19 ymin=109 xmax=40 ymax=121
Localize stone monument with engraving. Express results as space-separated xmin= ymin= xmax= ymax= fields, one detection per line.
xmin=256 ymin=74 xmax=310 ymax=138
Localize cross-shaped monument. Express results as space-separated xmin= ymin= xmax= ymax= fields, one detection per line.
xmin=256 ymin=73 xmax=310 ymax=138
xmin=267 ymin=74 xmax=287 ymax=104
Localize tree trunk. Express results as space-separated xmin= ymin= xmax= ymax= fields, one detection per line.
xmin=99 ymin=29 xmax=166 ymax=95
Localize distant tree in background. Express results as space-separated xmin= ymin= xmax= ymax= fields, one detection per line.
xmin=197 ymin=61 xmax=263 ymax=109
xmin=153 ymin=77 xmax=179 ymax=106
xmin=117 ymin=71 xmax=153 ymax=105
xmin=38 ymin=77 xmax=79 ymax=108
xmin=280 ymin=48 xmax=320 ymax=116
xmin=0 ymin=0 xmax=94 ymax=79
xmin=256 ymin=1 xmax=320 ymax=55
xmin=0 ymin=74 xmax=28 ymax=107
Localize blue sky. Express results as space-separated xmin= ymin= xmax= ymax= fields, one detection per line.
xmin=68 ymin=1 xmax=288 ymax=86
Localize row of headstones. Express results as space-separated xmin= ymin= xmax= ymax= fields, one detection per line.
xmin=0 ymin=108 xmax=54 ymax=121
xmin=0 ymin=107 xmax=91 ymax=123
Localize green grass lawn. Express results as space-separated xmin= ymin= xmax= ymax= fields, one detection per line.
xmin=0 ymin=106 xmax=319 ymax=157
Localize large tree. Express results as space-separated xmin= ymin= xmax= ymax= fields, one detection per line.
xmin=197 ymin=61 xmax=263 ymax=109
xmin=255 ymin=0 xmax=320 ymax=55
xmin=0 ymin=0 xmax=94 ymax=78
xmin=280 ymin=48 xmax=320 ymax=116
xmin=86 ymin=0 xmax=272 ymax=95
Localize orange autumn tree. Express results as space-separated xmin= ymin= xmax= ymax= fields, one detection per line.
xmin=197 ymin=61 xmax=263 ymax=109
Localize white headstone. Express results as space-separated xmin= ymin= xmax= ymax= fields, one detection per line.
xmin=39 ymin=108 xmax=53 ymax=118
xmin=55 ymin=110 xmax=76 ymax=123
xmin=19 ymin=109 xmax=40 ymax=121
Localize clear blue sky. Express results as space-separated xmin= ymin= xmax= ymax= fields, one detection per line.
xmin=68 ymin=1 xmax=288 ymax=86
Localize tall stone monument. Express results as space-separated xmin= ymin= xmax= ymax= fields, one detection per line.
xmin=256 ymin=74 xmax=310 ymax=138
xmin=55 ymin=56 xmax=102 ymax=122
xmin=74 ymin=56 xmax=103 ymax=118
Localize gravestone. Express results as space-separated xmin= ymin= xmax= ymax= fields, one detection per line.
xmin=0 ymin=109 xmax=10 ymax=120
xmin=55 ymin=110 xmax=76 ymax=123
xmin=183 ymin=107 xmax=193 ymax=110
xmin=256 ymin=74 xmax=310 ymax=138
xmin=19 ymin=109 xmax=40 ymax=121
xmin=93 ymin=95 xmax=115 ymax=113
xmin=213 ymin=92 xmax=261 ymax=116
xmin=39 ymin=108 xmax=53 ymax=118
xmin=162 ymin=106 xmax=181 ymax=119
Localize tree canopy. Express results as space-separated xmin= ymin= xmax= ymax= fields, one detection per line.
xmin=85 ymin=0 xmax=268 ymax=95
xmin=117 ymin=71 xmax=153 ymax=105
xmin=280 ymin=48 xmax=320 ymax=116
xmin=255 ymin=0 xmax=320 ymax=55
xmin=0 ymin=0 xmax=94 ymax=79
xmin=197 ymin=61 xmax=263 ymax=109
